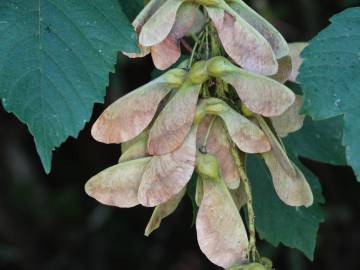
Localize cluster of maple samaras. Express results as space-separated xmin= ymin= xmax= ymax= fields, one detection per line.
xmin=86 ymin=51 xmax=312 ymax=268
xmin=124 ymin=0 xmax=289 ymax=75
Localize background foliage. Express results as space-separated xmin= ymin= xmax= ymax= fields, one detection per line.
xmin=0 ymin=0 xmax=360 ymax=269
xmin=0 ymin=0 xmax=137 ymax=173
xmin=299 ymin=7 xmax=360 ymax=179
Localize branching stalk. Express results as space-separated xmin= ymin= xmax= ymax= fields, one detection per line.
xmin=229 ymin=142 xmax=258 ymax=262
xmin=203 ymin=116 xmax=216 ymax=147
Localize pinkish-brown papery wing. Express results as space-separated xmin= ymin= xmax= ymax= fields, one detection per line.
xmin=206 ymin=6 xmax=277 ymax=75
xmin=228 ymin=0 xmax=289 ymax=59
xmin=91 ymin=69 xmax=185 ymax=144
xmin=221 ymin=67 xmax=295 ymax=117
xmin=139 ymin=0 xmax=185 ymax=47
xmin=263 ymin=152 xmax=314 ymax=207
xmin=197 ymin=116 xmax=241 ymax=189
xmin=271 ymin=55 xmax=292 ymax=83
xmin=171 ymin=2 xmax=199 ymax=40
xmin=288 ymin=42 xmax=308 ymax=82
xmin=230 ymin=185 xmax=248 ymax=210
xmin=151 ymin=37 xmax=181 ymax=70
xmin=150 ymin=3 xmax=198 ymax=70
xmin=145 ymin=188 xmax=186 ymax=236
xmin=123 ymin=0 xmax=167 ymax=58
xmin=148 ymin=83 xmax=202 ymax=155
xmin=133 ymin=0 xmax=167 ymax=31
xmin=256 ymin=115 xmax=297 ymax=178
xmin=85 ymin=158 xmax=151 ymax=208
xmin=138 ymin=126 xmax=197 ymax=207
xmin=271 ymin=95 xmax=305 ymax=138
xmin=188 ymin=8 xmax=207 ymax=35
xmin=119 ymin=130 xmax=149 ymax=162
xmin=218 ymin=106 xmax=271 ymax=153
xmin=196 ymin=176 xmax=249 ymax=268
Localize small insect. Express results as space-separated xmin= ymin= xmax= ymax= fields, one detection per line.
xmin=45 ymin=25 xmax=52 ymax=33
xmin=44 ymin=23 xmax=53 ymax=33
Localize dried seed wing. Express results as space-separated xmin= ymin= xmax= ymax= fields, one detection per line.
xmin=288 ymin=42 xmax=308 ymax=82
xmin=171 ymin=2 xmax=199 ymax=40
xmin=196 ymin=154 xmax=249 ymax=268
xmin=230 ymin=185 xmax=249 ymax=210
xmin=138 ymin=126 xmax=197 ymax=207
xmin=132 ymin=0 xmax=167 ymax=31
xmin=197 ymin=116 xmax=241 ymax=189
xmin=271 ymin=55 xmax=292 ymax=83
xmin=150 ymin=3 xmax=198 ymax=70
xmin=219 ymin=63 xmax=295 ymax=117
xmin=151 ymin=37 xmax=181 ymax=70
xmin=119 ymin=130 xmax=149 ymax=162
xmin=123 ymin=0 xmax=166 ymax=58
xmin=271 ymin=95 xmax=305 ymax=138
xmin=206 ymin=6 xmax=277 ymax=75
xmin=228 ymin=0 xmax=289 ymax=58
xmin=216 ymin=105 xmax=271 ymax=153
xmin=139 ymin=0 xmax=185 ymax=47
xmin=91 ymin=69 xmax=186 ymax=144
xmin=188 ymin=8 xmax=207 ymax=35
xmin=85 ymin=158 xmax=151 ymax=208
xmin=263 ymin=151 xmax=314 ymax=207
xmin=256 ymin=115 xmax=297 ymax=177
xmin=145 ymin=188 xmax=186 ymax=236
xmin=148 ymin=82 xmax=202 ymax=155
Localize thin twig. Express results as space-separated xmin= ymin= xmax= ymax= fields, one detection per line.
xmin=229 ymin=141 xmax=258 ymax=262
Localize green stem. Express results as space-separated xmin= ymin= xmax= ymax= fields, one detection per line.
xmin=206 ymin=7 xmax=258 ymax=263
xmin=209 ymin=22 xmax=228 ymax=98
xmin=229 ymin=141 xmax=257 ymax=262
xmin=209 ymin=23 xmax=221 ymax=56
xmin=205 ymin=24 xmax=210 ymax=59
xmin=200 ymin=116 xmax=216 ymax=153
xmin=188 ymin=30 xmax=206 ymax=68
xmin=203 ymin=116 xmax=216 ymax=145
xmin=188 ymin=39 xmax=200 ymax=68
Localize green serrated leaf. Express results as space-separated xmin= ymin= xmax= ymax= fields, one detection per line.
xmin=247 ymin=152 xmax=324 ymax=260
xmin=284 ymin=116 xmax=347 ymax=166
xmin=0 ymin=0 xmax=138 ymax=173
xmin=298 ymin=7 xmax=360 ymax=179
xmin=118 ymin=0 xmax=144 ymax=21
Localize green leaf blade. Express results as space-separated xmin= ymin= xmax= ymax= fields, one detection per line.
xmin=298 ymin=7 xmax=360 ymax=179
xmin=0 ymin=0 xmax=138 ymax=172
xmin=247 ymin=154 xmax=324 ymax=260
xmin=284 ymin=116 xmax=347 ymax=166
xmin=119 ymin=0 xmax=144 ymax=21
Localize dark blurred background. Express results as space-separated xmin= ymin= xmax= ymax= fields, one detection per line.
xmin=1 ymin=0 xmax=360 ymax=269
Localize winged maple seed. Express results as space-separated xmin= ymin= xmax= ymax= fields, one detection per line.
xmin=124 ymin=0 xmax=199 ymax=70
xmin=198 ymin=116 xmax=242 ymax=189
xmin=195 ymin=152 xmax=249 ymax=268
xmin=87 ymin=54 xmax=314 ymax=265
xmin=87 ymin=0 xmax=315 ymax=267
xmin=125 ymin=0 xmax=288 ymax=74
xmin=91 ymin=67 xmax=186 ymax=144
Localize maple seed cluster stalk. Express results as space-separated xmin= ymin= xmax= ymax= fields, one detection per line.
xmin=85 ymin=0 xmax=312 ymax=269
